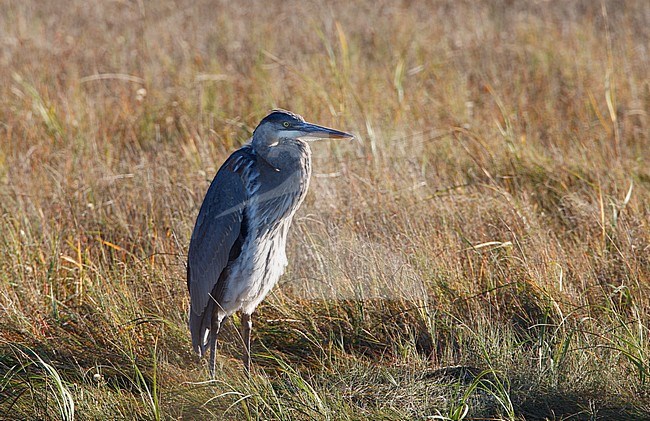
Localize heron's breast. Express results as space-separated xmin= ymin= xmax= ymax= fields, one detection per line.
xmin=220 ymin=220 xmax=290 ymax=315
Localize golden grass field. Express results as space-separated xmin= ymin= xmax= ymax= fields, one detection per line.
xmin=1 ymin=1 xmax=649 ymax=419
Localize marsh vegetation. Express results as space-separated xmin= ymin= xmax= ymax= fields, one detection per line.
xmin=1 ymin=1 xmax=649 ymax=419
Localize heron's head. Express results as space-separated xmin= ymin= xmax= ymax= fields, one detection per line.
xmin=252 ymin=109 xmax=353 ymax=150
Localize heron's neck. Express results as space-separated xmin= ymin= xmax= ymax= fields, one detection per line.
xmin=256 ymin=140 xmax=311 ymax=174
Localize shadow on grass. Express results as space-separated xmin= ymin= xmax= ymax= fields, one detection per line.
xmin=422 ymin=366 xmax=649 ymax=420
xmin=515 ymin=391 xmax=647 ymax=421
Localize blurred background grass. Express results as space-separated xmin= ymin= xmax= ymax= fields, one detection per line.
xmin=1 ymin=0 xmax=649 ymax=419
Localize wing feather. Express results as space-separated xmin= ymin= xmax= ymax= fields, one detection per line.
xmin=187 ymin=148 xmax=253 ymax=317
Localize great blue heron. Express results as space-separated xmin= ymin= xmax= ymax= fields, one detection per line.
xmin=187 ymin=109 xmax=353 ymax=376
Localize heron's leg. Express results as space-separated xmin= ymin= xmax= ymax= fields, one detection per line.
xmin=209 ymin=314 xmax=223 ymax=378
xmin=241 ymin=313 xmax=252 ymax=373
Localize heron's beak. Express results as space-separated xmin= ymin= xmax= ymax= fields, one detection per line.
xmin=295 ymin=121 xmax=354 ymax=141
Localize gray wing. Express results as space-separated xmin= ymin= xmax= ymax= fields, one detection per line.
xmin=187 ymin=149 xmax=252 ymax=318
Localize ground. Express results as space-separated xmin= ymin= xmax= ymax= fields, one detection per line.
xmin=1 ymin=1 xmax=649 ymax=420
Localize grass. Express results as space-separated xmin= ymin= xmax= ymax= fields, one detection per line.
xmin=1 ymin=0 xmax=649 ymax=419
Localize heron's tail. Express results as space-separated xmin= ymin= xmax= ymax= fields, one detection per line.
xmin=189 ymin=301 xmax=216 ymax=357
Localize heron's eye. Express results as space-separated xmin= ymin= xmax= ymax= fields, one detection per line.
xmin=282 ymin=122 xmax=290 ymax=128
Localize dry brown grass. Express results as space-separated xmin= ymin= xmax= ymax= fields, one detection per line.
xmin=1 ymin=1 xmax=649 ymax=419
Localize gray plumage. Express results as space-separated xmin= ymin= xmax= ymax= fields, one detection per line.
xmin=187 ymin=110 xmax=353 ymax=375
